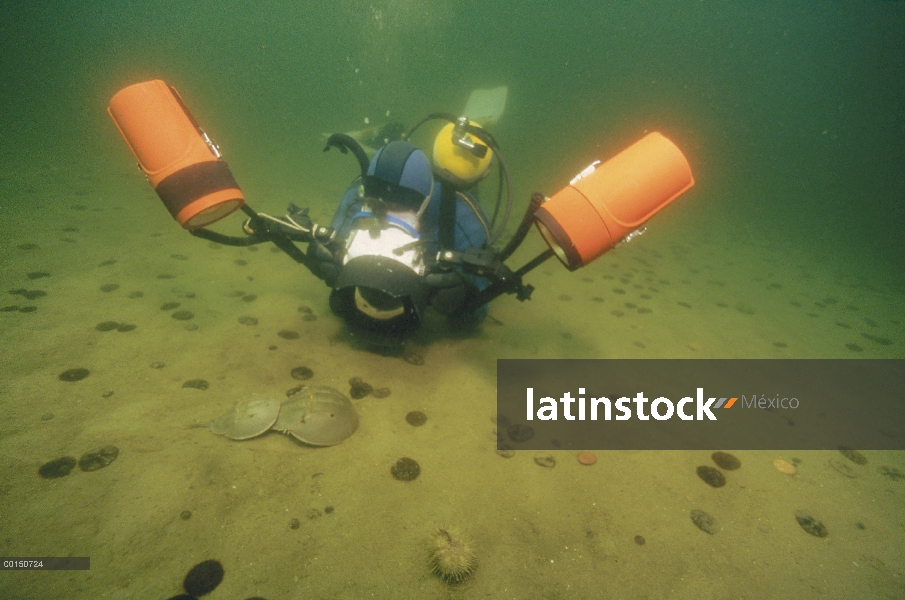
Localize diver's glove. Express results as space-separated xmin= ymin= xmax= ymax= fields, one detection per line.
xmin=307 ymin=240 xmax=341 ymax=287
xmin=425 ymin=270 xmax=480 ymax=318
xmin=242 ymin=206 xmax=315 ymax=241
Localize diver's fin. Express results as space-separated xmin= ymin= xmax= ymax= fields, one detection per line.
xmin=322 ymin=129 xmax=379 ymax=156
xmin=462 ymin=86 xmax=508 ymax=126
xmin=322 ymin=121 xmax=405 ymax=158
xmin=324 ymin=86 xmax=508 ymax=157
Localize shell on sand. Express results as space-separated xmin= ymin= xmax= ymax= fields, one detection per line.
xmin=576 ymin=451 xmax=597 ymax=465
xmin=428 ymin=527 xmax=476 ymax=584
xmin=209 ymin=394 xmax=281 ymax=440
xmin=273 ymin=386 xmax=358 ymax=446
xmin=773 ymin=458 xmax=797 ymax=475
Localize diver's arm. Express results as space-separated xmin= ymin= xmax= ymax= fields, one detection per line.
xmin=425 ymin=246 xmax=542 ymax=314
xmin=306 ymin=239 xmax=342 ymax=287
xmin=424 ymin=269 xmax=481 ymax=318
xmin=190 ymin=205 xmax=340 ymax=286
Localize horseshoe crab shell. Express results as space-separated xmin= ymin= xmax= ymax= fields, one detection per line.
xmin=274 ymin=386 xmax=359 ymax=446
xmin=209 ymin=394 xmax=281 ymax=440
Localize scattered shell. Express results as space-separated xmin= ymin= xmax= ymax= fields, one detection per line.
xmin=711 ymin=451 xmax=741 ymax=470
xmin=507 ymin=423 xmax=534 ymax=443
xmin=184 ymin=560 xmax=224 ymax=597
xmin=696 ymin=465 xmax=726 ymax=487
xmin=576 ymin=452 xmax=597 ymax=465
xmin=828 ymin=458 xmax=857 ymax=478
xmin=209 ymin=395 xmax=281 ymax=440
xmin=773 ymin=458 xmax=797 ymax=475
xmin=794 ymin=510 xmax=828 ymax=538
xmin=59 ymin=368 xmax=90 ymax=382
xmin=348 ymin=377 xmax=372 ymax=399
xmin=78 ymin=445 xmax=119 ymax=471
xmin=534 ymin=453 xmax=555 ymax=468
xmin=838 ymin=447 xmax=867 ymax=465
xmin=404 ymin=353 xmax=424 ymax=366
xmin=273 ymin=386 xmax=359 ymax=446
xmin=391 ymin=457 xmax=420 ymax=481
xmin=690 ymin=509 xmax=716 ymax=534
xmin=290 ymin=366 xmax=313 ymax=380
xmin=405 ymin=411 xmax=427 ymax=426
xmin=182 ymin=379 xmax=209 ymax=390
xmin=38 ymin=456 xmax=77 ymax=479
xmin=877 ymin=466 xmax=904 ymax=481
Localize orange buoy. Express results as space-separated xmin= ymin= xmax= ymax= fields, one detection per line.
xmin=107 ymin=79 xmax=245 ymax=229
xmin=535 ymin=132 xmax=694 ymax=270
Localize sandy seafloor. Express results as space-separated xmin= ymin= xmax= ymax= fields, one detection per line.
xmin=1 ymin=157 xmax=903 ymax=600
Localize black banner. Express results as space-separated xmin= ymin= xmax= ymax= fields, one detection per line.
xmin=1 ymin=557 xmax=90 ymax=570
xmin=496 ymin=360 xmax=905 ymax=450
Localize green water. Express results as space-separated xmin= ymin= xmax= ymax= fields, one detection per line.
xmin=1 ymin=2 xmax=903 ymax=598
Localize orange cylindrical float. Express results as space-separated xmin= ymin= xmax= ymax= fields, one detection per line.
xmin=534 ymin=132 xmax=694 ymax=270
xmin=107 ymin=79 xmax=245 ymax=229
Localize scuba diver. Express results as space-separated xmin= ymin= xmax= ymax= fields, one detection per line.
xmin=107 ymin=80 xmax=695 ymax=349
xmin=237 ymin=115 xmax=518 ymax=346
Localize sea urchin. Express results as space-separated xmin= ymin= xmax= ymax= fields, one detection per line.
xmin=428 ymin=527 xmax=476 ymax=584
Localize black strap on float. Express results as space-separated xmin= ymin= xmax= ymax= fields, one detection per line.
xmin=155 ymin=161 xmax=240 ymax=216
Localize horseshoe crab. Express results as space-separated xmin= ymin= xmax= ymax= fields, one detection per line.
xmin=273 ymin=386 xmax=359 ymax=446
xmin=209 ymin=394 xmax=281 ymax=440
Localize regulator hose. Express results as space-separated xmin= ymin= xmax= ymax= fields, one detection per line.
xmin=499 ymin=192 xmax=544 ymax=262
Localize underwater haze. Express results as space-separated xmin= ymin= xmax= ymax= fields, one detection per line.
xmin=1 ymin=1 xmax=904 ymax=599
